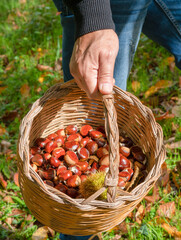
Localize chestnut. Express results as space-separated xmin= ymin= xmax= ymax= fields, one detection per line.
xmin=31 ymin=163 xmax=38 ymax=172
xmin=57 ymin=165 xmax=67 ymax=176
xmin=45 ymin=140 xmax=57 ymax=153
xmin=54 ymin=136 xmax=64 ymax=147
xmin=77 ymin=147 xmax=89 ymax=160
xmin=43 ymin=153 xmax=51 ymax=161
xmin=38 ymin=168 xmax=56 ymax=180
xmin=52 ymin=147 xmax=65 ymax=159
xmin=67 ymin=133 xmax=82 ymax=142
xmin=66 ymin=175 xmax=81 ymax=188
xmin=47 ymin=133 xmax=58 ymax=140
xmin=64 ymin=140 xmax=79 ymax=151
xmin=119 ymin=155 xmax=131 ymax=171
xmin=95 ymin=137 xmax=107 ymax=147
xmin=36 ymin=137 xmax=50 ymax=148
xmin=76 ymin=161 xmax=89 ymax=172
xmin=30 ymin=146 xmax=41 ymax=155
xmin=68 ymin=165 xmax=82 ymax=176
xmin=80 ymin=136 xmax=90 ymax=148
xmin=58 ymin=170 xmax=72 ymax=181
xmin=86 ymin=141 xmax=98 ymax=155
xmin=119 ymin=169 xmax=132 ymax=181
xmin=80 ymin=175 xmax=87 ymax=182
xmin=67 ymin=188 xmax=79 ymax=198
xmin=96 ymin=147 xmax=109 ymax=158
xmin=31 ymin=154 xmax=44 ymax=167
xmin=117 ymin=177 xmax=126 ymax=188
xmin=56 ymin=129 xmax=65 ymax=137
xmin=89 ymin=130 xmax=103 ymax=140
xmin=55 ymin=183 xmax=67 ymax=193
xmin=65 ymin=125 xmax=77 ymax=135
xmin=49 ymin=157 xmax=62 ymax=168
xmin=80 ymin=125 xmax=93 ymax=137
xmin=64 ymin=151 xmax=79 ymax=165
xmin=99 ymin=154 xmax=109 ymax=166
xmin=99 ymin=165 xmax=109 ymax=173
xmin=119 ymin=146 xmax=130 ymax=157
xmin=44 ymin=180 xmax=54 ymax=187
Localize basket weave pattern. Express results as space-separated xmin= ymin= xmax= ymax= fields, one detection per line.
xmin=18 ymin=80 xmax=166 ymax=235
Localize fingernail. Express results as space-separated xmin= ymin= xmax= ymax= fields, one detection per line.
xmin=99 ymin=83 xmax=112 ymax=94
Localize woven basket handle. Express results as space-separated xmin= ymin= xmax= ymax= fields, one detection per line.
xmin=102 ymin=94 xmax=120 ymax=202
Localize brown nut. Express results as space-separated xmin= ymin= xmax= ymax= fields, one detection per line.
xmin=43 ymin=153 xmax=51 ymax=161
xmin=64 ymin=151 xmax=79 ymax=166
xmin=58 ymin=170 xmax=72 ymax=181
xmin=95 ymin=137 xmax=107 ymax=147
xmin=80 ymin=136 xmax=90 ymax=148
xmin=119 ymin=155 xmax=131 ymax=171
xmin=67 ymin=133 xmax=82 ymax=142
xmin=45 ymin=140 xmax=57 ymax=153
xmin=44 ymin=180 xmax=54 ymax=187
xmin=86 ymin=141 xmax=98 ymax=155
xmin=52 ymin=147 xmax=65 ymax=159
xmin=56 ymin=129 xmax=65 ymax=137
xmin=64 ymin=140 xmax=79 ymax=151
xmin=80 ymin=125 xmax=93 ymax=137
xmin=36 ymin=138 xmax=50 ymax=148
xmin=96 ymin=147 xmax=109 ymax=158
xmin=117 ymin=177 xmax=126 ymax=188
xmin=80 ymin=175 xmax=87 ymax=182
xmin=68 ymin=165 xmax=82 ymax=176
xmin=31 ymin=154 xmax=44 ymax=167
xmin=65 ymin=125 xmax=77 ymax=135
xmin=67 ymin=188 xmax=79 ymax=198
xmin=99 ymin=165 xmax=109 ymax=173
xmin=76 ymin=161 xmax=89 ymax=172
xmin=89 ymin=130 xmax=103 ymax=139
xmin=119 ymin=169 xmax=132 ymax=181
xmin=54 ymin=136 xmax=64 ymax=147
xmin=38 ymin=168 xmax=56 ymax=180
xmin=99 ymin=154 xmax=109 ymax=166
xmin=31 ymin=163 xmax=38 ymax=172
xmin=49 ymin=157 xmax=62 ymax=168
xmin=119 ymin=146 xmax=130 ymax=157
xmin=55 ymin=183 xmax=67 ymax=193
xmin=77 ymin=147 xmax=89 ymax=160
xmin=66 ymin=175 xmax=81 ymax=188
xmin=30 ymin=146 xmax=41 ymax=155
xmin=47 ymin=133 xmax=58 ymax=140
xmin=57 ymin=165 xmax=67 ymax=175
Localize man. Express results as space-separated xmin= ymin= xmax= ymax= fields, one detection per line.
xmin=53 ymin=0 xmax=181 ymax=239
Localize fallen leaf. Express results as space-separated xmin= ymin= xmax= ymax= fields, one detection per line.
xmin=20 ymin=83 xmax=30 ymax=97
xmin=54 ymin=57 xmax=62 ymax=72
xmin=176 ymin=161 xmax=181 ymax=173
xmin=169 ymin=62 xmax=175 ymax=72
xmin=165 ymin=56 xmax=175 ymax=65
xmin=26 ymin=214 xmax=33 ymax=221
xmin=14 ymin=172 xmax=19 ymax=187
xmin=157 ymin=202 xmax=175 ymax=219
xmin=0 ymin=173 xmax=7 ymax=189
xmin=0 ymin=86 xmax=7 ymax=94
xmin=156 ymin=162 xmax=170 ymax=187
xmin=19 ymin=0 xmax=26 ymax=4
xmin=135 ymin=205 xmax=145 ymax=224
xmin=179 ymin=76 xmax=181 ymax=88
xmin=145 ymin=80 xmax=173 ymax=98
xmin=165 ymin=141 xmax=181 ymax=149
xmin=155 ymin=111 xmax=175 ymax=121
xmin=9 ymin=208 xmax=25 ymax=217
xmin=37 ymin=64 xmax=53 ymax=72
xmin=5 ymin=217 xmax=12 ymax=225
xmin=161 ymin=223 xmax=181 ymax=238
xmin=0 ymin=140 xmax=11 ymax=153
xmin=56 ymin=12 xmax=62 ymax=16
xmin=32 ymin=226 xmax=49 ymax=240
xmin=2 ymin=110 xmax=18 ymax=122
xmin=171 ymin=171 xmax=181 ymax=190
xmin=0 ymin=125 xmax=6 ymax=136
xmin=3 ymin=196 xmax=14 ymax=203
xmin=131 ymin=81 xmax=140 ymax=92
xmin=145 ymin=185 xmax=159 ymax=203
xmin=5 ymin=61 xmax=14 ymax=72
xmin=172 ymin=99 xmax=181 ymax=118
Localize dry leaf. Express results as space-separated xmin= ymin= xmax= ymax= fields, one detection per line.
xmin=165 ymin=56 xmax=175 ymax=65
xmin=54 ymin=57 xmax=62 ymax=72
xmin=56 ymin=11 xmax=62 ymax=16
xmin=131 ymin=81 xmax=140 ymax=92
xmin=3 ymin=196 xmax=14 ymax=203
xmin=135 ymin=205 xmax=145 ymax=224
xmin=144 ymin=185 xmax=159 ymax=203
xmin=161 ymin=223 xmax=181 ymax=238
xmin=145 ymin=80 xmax=173 ymax=98
xmin=5 ymin=61 xmax=14 ymax=72
xmin=32 ymin=226 xmax=49 ymax=240
xmin=156 ymin=162 xmax=170 ymax=188
xmin=179 ymin=76 xmax=181 ymax=88
xmin=5 ymin=217 xmax=12 ymax=225
xmin=20 ymin=83 xmax=30 ymax=97
xmin=2 ymin=110 xmax=18 ymax=122
xmin=14 ymin=172 xmax=19 ymax=187
xmin=0 ymin=125 xmax=6 ymax=136
xmin=171 ymin=171 xmax=181 ymax=190
xmin=117 ymin=222 xmax=128 ymax=234
xmin=172 ymin=99 xmax=181 ymax=118
xmin=37 ymin=64 xmax=53 ymax=71
xmin=26 ymin=214 xmax=33 ymax=221
xmin=157 ymin=202 xmax=175 ymax=219
xmin=19 ymin=0 xmax=26 ymax=4
xmin=155 ymin=111 xmax=175 ymax=121
xmin=9 ymin=208 xmax=25 ymax=217
xmin=0 ymin=173 xmax=7 ymax=189
xmin=165 ymin=141 xmax=181 ymax=150
xmin=0 ymin=86 xmax=7 ymax=94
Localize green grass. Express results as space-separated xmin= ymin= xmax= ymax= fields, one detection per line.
xmin=0 ymin=0 xmax=181 ymax=239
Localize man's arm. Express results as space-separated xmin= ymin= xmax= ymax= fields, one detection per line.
xmin=63 ymin=0 xmax=119 ymax=98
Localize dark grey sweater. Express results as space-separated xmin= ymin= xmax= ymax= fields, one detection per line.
xmin=63 ymin=0 xmax=115 ymax=39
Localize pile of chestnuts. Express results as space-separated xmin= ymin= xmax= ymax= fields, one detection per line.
xmin=30 ymin=124 xmax=147 ymax=198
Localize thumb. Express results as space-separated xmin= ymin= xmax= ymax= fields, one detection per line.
xmin=98 ymin=53 xmax=115 ymax=95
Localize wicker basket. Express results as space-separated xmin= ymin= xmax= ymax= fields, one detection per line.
xmin=17 ymin=79 xmax=166 ymax=236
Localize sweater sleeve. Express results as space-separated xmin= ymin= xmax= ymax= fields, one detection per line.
xmin=63 ymin=0 xmax=115 ymax=40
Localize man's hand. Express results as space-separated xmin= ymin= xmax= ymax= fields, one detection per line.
xmin=69 ymin=29 xmax=119 ymax=98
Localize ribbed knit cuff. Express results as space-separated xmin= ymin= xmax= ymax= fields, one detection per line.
xmin=65 ymin=0 xmax=115 ymax=40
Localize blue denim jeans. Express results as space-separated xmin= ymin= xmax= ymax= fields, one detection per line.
xmin=53 ymin=0 xmax=181 ymax=92
xmin=52 ymin=1 xmax=181 ymax=239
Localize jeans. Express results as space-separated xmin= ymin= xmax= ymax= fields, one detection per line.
xmin=52 ymin=1 xmax=181 ymax=239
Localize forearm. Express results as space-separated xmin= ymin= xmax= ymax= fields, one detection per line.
xmin=63 ymin=0 xmax=115 ymax=39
